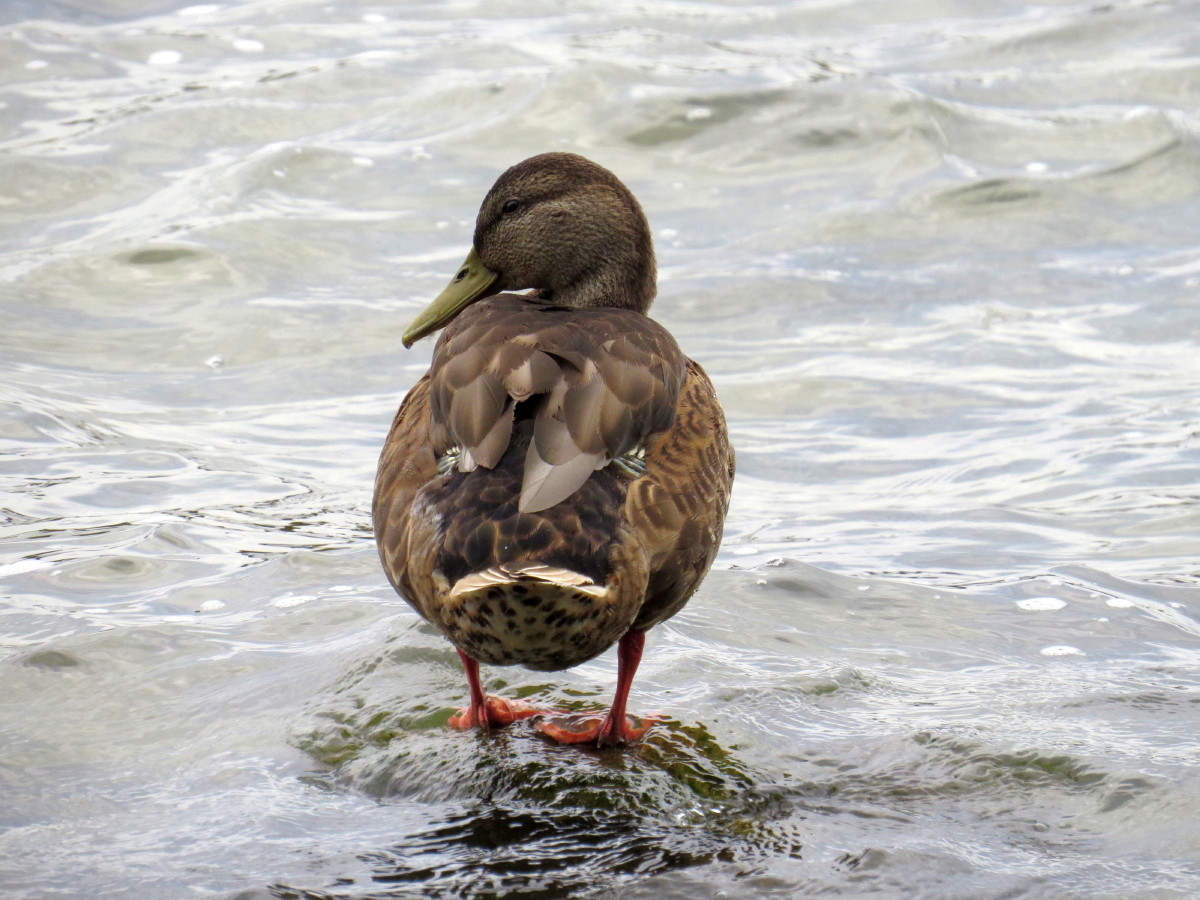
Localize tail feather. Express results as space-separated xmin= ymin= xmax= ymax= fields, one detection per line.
xmin=441 ymin=563 xmax=620 ymax=670
xmin=449 ymin=564 xmax=608 ymax=600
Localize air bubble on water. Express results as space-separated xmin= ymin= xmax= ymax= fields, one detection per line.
xmin=411 ymin=146 xmax=432 ymax=160
xmin=199 ymin=600 xmax=225 ymax=612
xmin=205 ymin=355 xmax=224 ymax=369
xmin=1106 ymin=597 xmax=1135 ymax=608
xmin=233 ymin=39 xmax=265 ymax=52
xmin=756 ymin=579 xmax=766 ymax=586
xmin=148 ymin=50 xmax=183 ymax=65
xmin=685 ymin=106 xmax=712 ymax=121
xmin=1041 ymin=645 xmax=1084 ymax=656
xmin=1170 ymin=602 xmax=1184 ymax=609
xmin=1016 ymin=597 xmax=1066 ymax=611
xmin=273 ymin=169 xmax=285 ymax=178
xmin=858 ymin=585 xmax=870 ymax=591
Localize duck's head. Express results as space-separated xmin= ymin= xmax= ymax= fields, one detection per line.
xmin=402 ymin=153 xmax=656 ymax=347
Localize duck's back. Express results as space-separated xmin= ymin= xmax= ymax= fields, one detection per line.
xmin=373 ymin=294 xmax=732 ymax=671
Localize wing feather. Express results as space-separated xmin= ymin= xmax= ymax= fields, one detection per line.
xmin=520 ymin=440 xmax=605 ymax=513
xmin=429 ymin=294 xmax=686 ymax=510
xmin=448 ymin=373 xmax=507 ymax=448
xmin=470 ymin=399 xmax=514 ymax=468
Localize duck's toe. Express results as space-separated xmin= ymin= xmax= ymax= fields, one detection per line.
xmin=448 ymin=695 xmax=543 ymax=731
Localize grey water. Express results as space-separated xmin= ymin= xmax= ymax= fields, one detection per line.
xmin=2 ymin=0 xmax=1200 ymax=897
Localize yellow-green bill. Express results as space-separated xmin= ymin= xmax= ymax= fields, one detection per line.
xmin=402 ymin=247 xmax=499 ymax=347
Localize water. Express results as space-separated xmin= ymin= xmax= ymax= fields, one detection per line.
xmin=2 ymin=0 xmax=1200 ymax=897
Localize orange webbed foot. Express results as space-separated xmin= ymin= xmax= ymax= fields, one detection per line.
xmin=447 ymin=695 xmax=543 ymax=731
xmin=538 ymin=712 xmax=662 ymax=747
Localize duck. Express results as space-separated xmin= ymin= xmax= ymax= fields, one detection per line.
xmin=372 ymin=152 xmax=733 ymax=746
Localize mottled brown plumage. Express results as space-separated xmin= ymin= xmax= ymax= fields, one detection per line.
xmin=372 ymin=152 xmax=733 ymax=744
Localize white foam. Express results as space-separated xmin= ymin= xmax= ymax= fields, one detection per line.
xmin=1016 ymin=597 xmax=1066 ymax=611
xmin=1040 ymin=645 xmax=1084 ymax=657
xmin=273 ymin=595 xmax=313 ymax=608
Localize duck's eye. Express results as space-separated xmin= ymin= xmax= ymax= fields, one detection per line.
xmin=502 ymin=199 xmax=521 ymax=214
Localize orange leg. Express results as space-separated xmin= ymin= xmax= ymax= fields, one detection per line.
xmin=539 ymin=630 xmax=661 ymax=747
xmin=447 ymin=650 xmax=540 ymax=731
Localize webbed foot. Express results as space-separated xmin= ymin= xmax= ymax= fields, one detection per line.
xmin=448 ymin=695 xmax=542 ymax=731
xmin=538 ymin=712 xmax=661 ymax=746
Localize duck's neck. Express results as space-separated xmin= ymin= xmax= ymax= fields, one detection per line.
xmin=547 ymin=248 xmax=656 ymax=313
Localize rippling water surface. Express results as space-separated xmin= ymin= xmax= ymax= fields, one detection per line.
xmin=3 ymin=1 xmax=1200 ymax=897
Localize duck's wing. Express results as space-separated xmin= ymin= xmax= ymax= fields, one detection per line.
xmin=372 ymin=373 xmax=448 ymax=615
xmin=430 ymin=294 xmax=686 ymax=513
xmin=627 ymin=358 xmax=735 ymax=631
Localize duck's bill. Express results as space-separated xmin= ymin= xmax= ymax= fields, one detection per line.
xmin=402 ymin=247 xmax=500 ymax=347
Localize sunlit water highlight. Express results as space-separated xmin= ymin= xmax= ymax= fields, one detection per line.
xmin=2 ymin=1 xmax=1199 ymax=898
